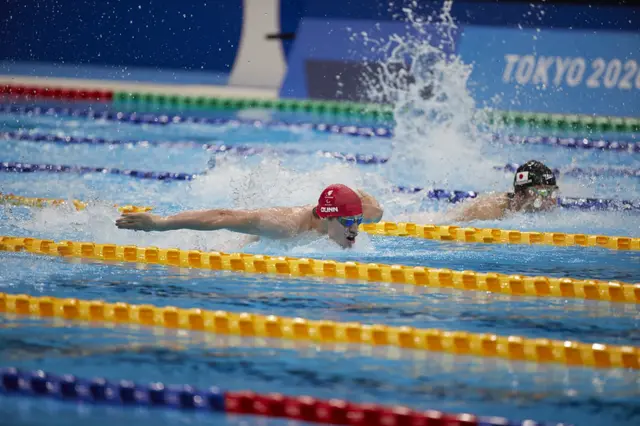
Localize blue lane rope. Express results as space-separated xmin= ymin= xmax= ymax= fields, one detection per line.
xmin=0 ymin=130 xmax=222 ymax=150
xmin=1 ymin=160 xmax=638 ymax=212
xmin=0 ymin=161 xmax=195 ymax=181
xmin=0 ymin=367 xmax=566 ymax=426
xmin=1 ymin=105 xmax=638 ymax=153
xmin=2 ymin=131 xmax=638 ymax=178
xmin=495 ymin=163 xmax=640 ymax=179
xmin=0 ymin=131 xmax=382 ymax=164
xmin=0 ymin=366 xmax=222 ymax=411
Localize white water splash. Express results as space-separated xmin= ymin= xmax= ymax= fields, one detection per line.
xmin=355 ymin=0 xmax=496 ymax=190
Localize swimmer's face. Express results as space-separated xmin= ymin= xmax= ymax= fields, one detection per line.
xmin=518 ymin=185 xmax=559 ymax=212
xmin=327 ymin=215 xmax=362 ymax=248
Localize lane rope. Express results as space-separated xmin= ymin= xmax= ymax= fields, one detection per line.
xmin=3 ymin=83 xmax=640 ymax=133
xmin=1 ymin=236 xmax=638 ymax=304
xmin=1 ymin=292 xmax=638 ymax=370
xmin=113 ymin=90 xmax=640 ymax=133
xmin=3 ymin=105 xmax=640 ymax=152
xmin=0 ymin=192 xmax=152 ymax=213
xmin=2 ymin=192 xmax=637 ymax=252
xmin=3 ymin=126 xmax=639 ymax=155
xmin=496 ymin=163 xmax=639 ymax=179
xmin=0 ymin=105 xmax=392 ymax=137
xmin=1 ymin=161 xmax=638 ymax=212
xmin=4 ymin=130 xmax=638 ymax=175
xmin=0 ymin=367 xmax=566 ymax=426
xmin=3 ymin=158 xmax=638 ymax=185
xmin=0 ymin=130 xmax=222 ymax=149
xmin=361 ymin=222 xmax=640 ymax=251
xmin=0 ymin=161 xmax=196 ymax=181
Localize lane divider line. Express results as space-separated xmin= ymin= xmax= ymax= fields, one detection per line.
xmin=0 ymin=105 xmax=391 ymax=137
xmin=3 ymin=127 xmax=639 ymax=155
xmin=1 ymin=236 xmax=638 ymax=304
xmin=0 ymin=367 xmax=565 ymax=426
xmin=0 ymin=192 xmax=152 ymax=213
xmin=0 ymin=292 xmax=638 ymax=370
xmin=3 ymin=105 xmax=640 ymax=152
xmin=361 ymin=222 xmax=640 ymax=251
xmin=4 ymin=158 xmax=639 ymax=186
xmin=0 ymin=161 xmax=196 ymax=181
xmin=3 ymin=82 xmax=640 ymax=133
xmin=4 ymin=130 xmax=638 ymax=174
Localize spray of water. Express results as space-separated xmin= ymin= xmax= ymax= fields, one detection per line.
xmin=355 ymin=0 xmax=497 ymax=190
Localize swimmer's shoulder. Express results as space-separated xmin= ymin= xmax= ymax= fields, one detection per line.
xmin=450 ymin=192 xmax=510 ymax=222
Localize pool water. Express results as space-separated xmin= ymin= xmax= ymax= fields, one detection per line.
xmin=0 ymin=100 xmax=639 ymax=426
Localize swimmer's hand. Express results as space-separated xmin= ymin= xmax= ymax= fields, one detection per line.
xmin=115 ymin=212 xmax=164 ymax=232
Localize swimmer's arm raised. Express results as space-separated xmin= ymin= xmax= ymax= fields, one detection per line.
xmin=357 ymin=189 xmax=384 ymax=223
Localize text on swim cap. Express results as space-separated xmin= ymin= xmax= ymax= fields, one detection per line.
xmin=320 ymin=207 xmax=339 ymax=213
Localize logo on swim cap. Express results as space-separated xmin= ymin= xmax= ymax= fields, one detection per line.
xmin=515 ymin=171 xmax=530 ymax=186
xmin=316 ymin=184 xmax=363 ymax=218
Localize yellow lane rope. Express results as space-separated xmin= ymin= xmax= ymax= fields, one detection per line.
xmin=362 ymin=222 xmax=640 ymax=251
xmin=0 ymin=292 xmax=637 ymax=370
xmin=0 ymin=192 xmax=152 ymax=213
xmin=3 ymin=192 xmax=637 ymax=251
xmin=1 ymin=236 xmax=638 ymax=304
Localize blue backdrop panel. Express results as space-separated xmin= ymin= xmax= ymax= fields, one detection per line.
xmin=459 ymin=26 xmax=640 ymax=117
xmin=0 ymin=0 xmax=243 ymax=76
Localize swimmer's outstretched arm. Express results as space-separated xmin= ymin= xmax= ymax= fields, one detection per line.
xmin=115 ymin=208 xmax=296 ymax=237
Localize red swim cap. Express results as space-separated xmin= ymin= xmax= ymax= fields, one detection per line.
xmin=316 ymin=184 xmax=363 ymax=218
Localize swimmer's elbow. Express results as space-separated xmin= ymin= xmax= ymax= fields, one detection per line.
xmin=361 ymin=204 xmax=383 ymax=224
xmin=357 ymin=190 xmax=384 ymax=223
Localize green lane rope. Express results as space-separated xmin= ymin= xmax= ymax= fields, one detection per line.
xmin=112 ymin=91 xmax=395 ymax=121
xmin=112 ymin=91 xmax=640 ymax=132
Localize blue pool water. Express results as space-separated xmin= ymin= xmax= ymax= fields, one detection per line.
xmin=0 ymin=100 xmax=639 ymax=426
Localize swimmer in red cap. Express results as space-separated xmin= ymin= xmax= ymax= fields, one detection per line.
xmin=115 ymin=184 xmax=382 ymax=248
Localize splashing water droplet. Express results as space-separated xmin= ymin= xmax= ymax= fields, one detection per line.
xmin=353 ymin=1 xmax=496 ymax=190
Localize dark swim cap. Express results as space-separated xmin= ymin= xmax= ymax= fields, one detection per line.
xmin=513 ymin=160 xmax=557 ymax=192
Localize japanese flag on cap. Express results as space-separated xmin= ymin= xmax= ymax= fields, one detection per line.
xmin=316 ymin=184 xmax=363 ymax=218
xmin=515 ymin=171 xmax=530 ymax=186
